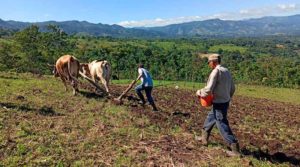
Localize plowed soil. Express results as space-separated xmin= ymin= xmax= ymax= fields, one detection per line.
xmin=107 ymin=84 xmax=300 ymax=166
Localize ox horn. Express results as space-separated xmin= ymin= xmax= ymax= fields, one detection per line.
xmin=47 ymin=63 xmax=55 ymax=67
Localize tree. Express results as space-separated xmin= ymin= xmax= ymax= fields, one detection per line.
xmin=40 ymin=24 xmax=75 ymax=64
xmin=0 ymin=42 xmax=20 ymax=71
xmin=14 ymin=25 xmax=44 ymax=73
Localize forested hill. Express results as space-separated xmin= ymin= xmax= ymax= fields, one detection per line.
xmin=0 ymin=19 xmax=163 ymax=38
xmin=146 ymin=14 xmax=300 ymax=37
xmin=1 ymin=14 xmax=300 ymax=38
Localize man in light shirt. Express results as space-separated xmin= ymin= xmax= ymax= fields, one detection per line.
xmin=196 ymin=54 xmax=240 ymax=157
xmin=135 ymin=64 xmax=158 ymax=111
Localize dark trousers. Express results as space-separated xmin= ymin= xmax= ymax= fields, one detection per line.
xmin=203 ymin=102 xmax=238 ymax=144
xmin=135 ymin=84 xmax=154 ymax=104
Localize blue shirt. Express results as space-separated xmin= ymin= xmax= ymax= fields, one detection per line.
xmin=138 ymin=68 xmax=153 ymax=87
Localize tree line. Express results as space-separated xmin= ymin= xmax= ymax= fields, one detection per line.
xmin=0 ymin=25 xmax=299 ymax=88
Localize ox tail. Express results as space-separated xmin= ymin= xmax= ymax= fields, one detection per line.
xmin=105 ymin=62 xmax=111 ymax=81
xmin=104 ymin=61 xmax=110 ymax=71
xmin=101 ymin=61 xmax=110 ymax=76
xmin=67 ymin=57 xmax=79 ymax=83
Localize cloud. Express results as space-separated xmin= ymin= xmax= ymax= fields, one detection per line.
xmin=237 ymin=3 xmax=300 ymax=18
xmin=277 ymin=4 xmax=298 ymax=11
xmin=118 ymin=3 xmax=300 ymax=27
xmin=44 ymin=14 xmax=51 ymax=18
xmin=118 ymin=16 xmax=206 ymax=27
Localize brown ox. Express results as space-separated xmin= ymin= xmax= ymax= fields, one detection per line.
xmin=81 ymin=60 xmax=111 ymax=94
xmin=54 ymin=55 xmax=80 ymax=95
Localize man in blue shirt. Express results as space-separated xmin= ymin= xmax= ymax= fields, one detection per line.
xmin=135 ymin=64 xmax=158 ymax=111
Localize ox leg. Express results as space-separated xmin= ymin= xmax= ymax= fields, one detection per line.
xmin=100 ymin=77 xmax=110 ymax=94
xmin=60 ymin=76 xmax=68 ymax=91
xmin=106 ymin=76 xmax=111 ymax=95
xmin=70 ymin=80 xmax=79 ymax=96
xmin=72 ymin=88 xmax=76 ymax=95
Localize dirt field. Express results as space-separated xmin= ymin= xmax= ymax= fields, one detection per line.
xmin=108 ymin=84 xmax=300 ymax=166
xmin=0 ymin=74 xmax=299 ymax=166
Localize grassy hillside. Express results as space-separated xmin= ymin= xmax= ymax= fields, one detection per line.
xmin=208 ymin=44 xmax=248 ymax=54
xmin=0 ymin=72 xmax=299 ymax=166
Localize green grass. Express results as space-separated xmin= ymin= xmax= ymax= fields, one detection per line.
xmin=235 ymin=84 xmax=300 ymax=104
xmin=112 ymin=79 xmax=300 ymax=105
xmin=209 ymin=44 xmax=248 ymax=53
xmin=0 ymin=38 xmax=15 ymax=45
xmin=112 ymin=79 xmax=205 ymax=90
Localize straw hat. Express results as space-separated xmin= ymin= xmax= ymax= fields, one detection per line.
xmin=208 ymin=54 xmax=220 ymax=62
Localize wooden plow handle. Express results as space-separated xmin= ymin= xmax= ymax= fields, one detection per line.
xmin=117 ymin=80 xmax=137 ymax=100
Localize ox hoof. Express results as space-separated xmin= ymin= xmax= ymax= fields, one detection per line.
xmin=73 ymin=90 xmax=78 ymax=96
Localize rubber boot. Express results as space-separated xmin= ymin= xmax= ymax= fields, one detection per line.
xmin=138 ymin=100 xmax=146 ymax=107
xmin=227 ymin=143 xmax=241 ymax=157
xmin=201 ymin=129 xmax=209 ymax=146
xmin=137 ymin=94 xmax=146 ymax=106
xmin=150 ymin=102 xmax=158 ymax=112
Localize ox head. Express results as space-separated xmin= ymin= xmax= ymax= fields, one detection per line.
xmin=47 ymin=63 xmax=59 ymax=77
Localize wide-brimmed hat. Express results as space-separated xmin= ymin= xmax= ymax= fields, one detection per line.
xmin=208 ymin=54 xmax=220 ymax=62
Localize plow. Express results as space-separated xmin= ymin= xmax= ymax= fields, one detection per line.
xmin=113 ymin=79 xmax=138 ymax=105
xmin=78 ymin=73 xmax=181 ymax=106
xmin=79 ymin=71 xmax=138 ymax=105
xmin=79 ymin=71 xmax=108 ymax=95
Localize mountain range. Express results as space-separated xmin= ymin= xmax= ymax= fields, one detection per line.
xmin=1 ymin=14 xmax=300 ymax=38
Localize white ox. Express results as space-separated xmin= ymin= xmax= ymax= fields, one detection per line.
xmin=81 ymin=60 xmax=111 ymax=94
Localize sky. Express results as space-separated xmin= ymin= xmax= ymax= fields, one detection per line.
xmin=0 ymin=0 xmax=300 ymax=27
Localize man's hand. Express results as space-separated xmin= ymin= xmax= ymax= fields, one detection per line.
xmin=136 ymin=76 xmax=140 ymax=81
xmin=196 ymin=90 xmax=202 ymax=97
